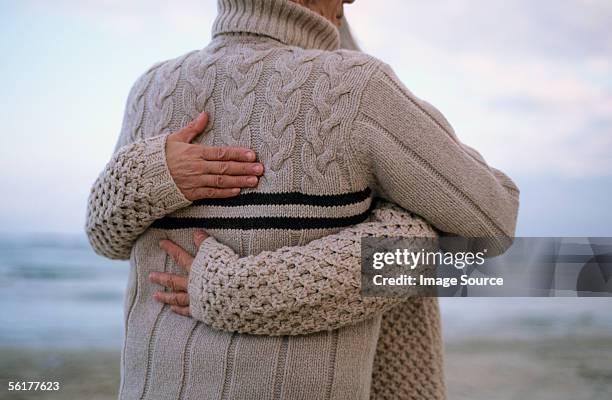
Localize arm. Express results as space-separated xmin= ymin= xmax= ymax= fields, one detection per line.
xmin=185 ymin=201 xmax=437 ymax=336
xmin=86 ymin=75 xmax=264 ymax=260
xmin=85 ymin=72 xmax=190 ymax=260
xmin=353 ymin=62 xmax=520 ymax=254
xmin=85 ymin=134 xmax=191 ymax=260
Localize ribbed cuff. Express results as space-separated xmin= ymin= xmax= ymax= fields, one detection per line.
xmin=141 ymin=134 xmax=192 ymax=213
xmin=188 ymin=237 xmax=224 ymax=322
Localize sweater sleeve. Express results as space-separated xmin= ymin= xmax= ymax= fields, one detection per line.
xmin=353 ymin=63 xmax=520 ymax=254
xmin=85 ymin=73 xmax=191 ymax=260
xmin=187 ymin=201 xmax=437 ymax=336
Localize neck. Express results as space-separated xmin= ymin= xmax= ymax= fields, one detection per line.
xmin=212 ymin=0 xmax=341 ymax=51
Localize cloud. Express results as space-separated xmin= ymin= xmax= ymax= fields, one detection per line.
xmin=20 ymin=0 xmax=217 ymax=34
xmin=347 ymin=0 xmax=612 ymax=58
xmin=345 ymin=0 xmax=612 ymax=177
xmin=13 ymin=0 xmax=612 ymax=177
xmin=2 ymin=0 xmax=610 ymax=233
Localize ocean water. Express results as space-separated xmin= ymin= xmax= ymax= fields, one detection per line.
xmin=0 ymin=234 xmax=126 ymax=349
xmin=1 ymin=234 xmax=611 ymax=350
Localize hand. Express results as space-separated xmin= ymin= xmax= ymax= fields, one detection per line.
xmin=149 ymin=230 xmax=210 ymax=317
xmin=165 ymin=112 xmax=264 ymax=201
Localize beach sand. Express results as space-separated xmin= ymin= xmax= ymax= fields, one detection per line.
xmin=1 ymin=336 xmax=611 ymax=399
xmin=445 ymin=336 xmax=612 ymax=400
xmin=0 ymin=349 xmax=119 ymax=400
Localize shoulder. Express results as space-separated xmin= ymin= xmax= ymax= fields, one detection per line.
xmin=321 ymin=50 xmax=399 ymax=84
xmin=272 ymin=47 xmax=387 ymax=94
xmin=300 ymin=48 xmax=415 ymax=98
xmin=346 ymin=54 xmax=425 ymax=115
xmin=308 ymin=48 xmax=383 ymax=74
xmin=126 ymin=49 xmax=204 ymax=101
xmin=269 ymin=46 xmax=377 ymax=71
xmin=350 ymin=55 xmax=458 ymax=142
xmin=356 ymin=56 xmax=415 ymax=100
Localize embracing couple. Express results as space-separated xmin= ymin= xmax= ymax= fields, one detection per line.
xmin=86 ymin=0 xmax=519 ymax=399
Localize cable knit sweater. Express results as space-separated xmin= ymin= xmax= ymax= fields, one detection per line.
xmin=86 ymin=0 xmax=520 ymax=399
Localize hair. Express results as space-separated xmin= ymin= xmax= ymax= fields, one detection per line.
xmin=338 ymin=17 xmax=361 ymax=51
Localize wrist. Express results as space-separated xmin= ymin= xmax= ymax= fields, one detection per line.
xmin=187 ymin=236 xmax=221 ymax=322
xmin=141 ymin=134 xmax=192 ymax=212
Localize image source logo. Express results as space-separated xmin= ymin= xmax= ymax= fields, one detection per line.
xmin=361 ymin=237 xmax=612 ymax=297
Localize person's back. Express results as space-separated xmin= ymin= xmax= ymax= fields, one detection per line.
xmin=118 ymin=2 xmax=391 ymax=400
xmin=108 ymin=0 xmax=519 ymax=398
xmin=131 ymin=18 xmax=382 ymax=257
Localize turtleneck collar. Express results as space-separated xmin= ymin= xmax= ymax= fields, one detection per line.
xmin=212 ymin=0 xmax=341 ymax=51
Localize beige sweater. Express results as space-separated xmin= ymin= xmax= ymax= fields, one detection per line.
xmin=86 ymin=0 xmax=520 ymax=399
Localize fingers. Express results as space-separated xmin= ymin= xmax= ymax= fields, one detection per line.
xmin=201 ymin=146 xmax=257 ymax=162
xmin=197 ymin=174 xmax=259 ymax=189
xmin=153 ymin=292 xmax=192 ymax=317
xmin=171 ymin=306 xmax=191 ymax=317
xmin=202 ymin=161 xmax=264 ymax=176
xmin=169 ymin=112 xmax=209 ymax=143
xmin=187 ymin=187 xmax=242 ymax=200
xmin=159 ymin=240 xmax=194 ymax=272
xmin=149 ymin=272 xmax=188 ymax=292
xmin=194 ymin=230 xmax=209 ymax=248
xmin=153 ymin=291 xmax=189 ymax=307
xmin=181 ymin=167 xmax=264 ymax=200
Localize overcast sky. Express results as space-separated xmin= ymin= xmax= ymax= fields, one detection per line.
xmin=0 ymin=0 xmax=610 ymax=235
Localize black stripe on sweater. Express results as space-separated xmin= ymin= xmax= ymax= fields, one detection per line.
xmin=191 ymin=188 xmax=372 ymax=207
xmin=151 ymin=209 xmax=372 ymax=230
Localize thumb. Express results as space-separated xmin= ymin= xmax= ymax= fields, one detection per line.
xmin=169 ymin=112 xmax=209 ymax=143
xmin=193 ymin=230 xmax=210 ymax=248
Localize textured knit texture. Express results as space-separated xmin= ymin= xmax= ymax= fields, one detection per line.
xmin=187 ymin=201 xmax=436 ymax=336
xmin=85 ymin=0 xmax=520 ymax=399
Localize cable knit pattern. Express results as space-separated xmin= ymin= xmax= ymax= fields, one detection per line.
xmin=181 ymin=42 xmax=228 ymax=133
xmin=124 ymin=69 xmax=155 ymax=147
xmin=85 ymin=0 xmax=519 ymax=398
xmin=259 ymin=51 xmax=315 ymax=189
xmin=219 ymin=46 xmax=269 ymax=148
xmin=302 ymin=52 xmax=369 ymax=192
xmin=114 ymin=63 xmax=160 ymax=151
xmin=146 ymin=53 xmax=191 ymax=139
